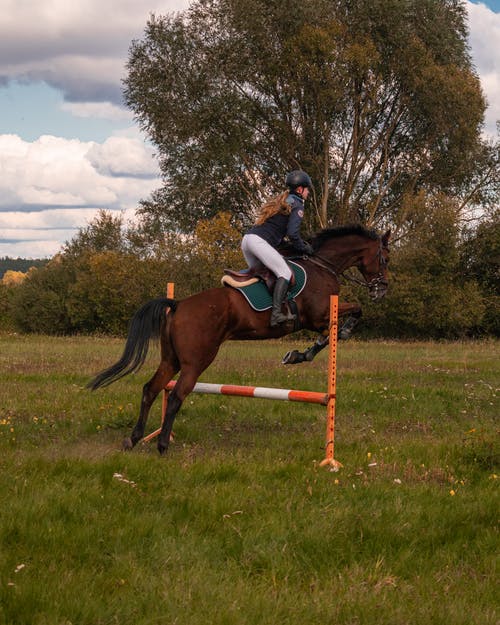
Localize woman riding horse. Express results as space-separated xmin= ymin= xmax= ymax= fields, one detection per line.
xmin=242 ymin=170 xmax=314 ymax=326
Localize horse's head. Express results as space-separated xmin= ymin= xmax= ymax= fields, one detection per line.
xmin=311 ymin=225 xmax=391 ymax=300
xmin=358 ymin=229 xmax=390 ymax=300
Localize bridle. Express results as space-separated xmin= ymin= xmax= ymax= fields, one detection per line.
xmin=307 ymin=237 xmax=388 ymax=296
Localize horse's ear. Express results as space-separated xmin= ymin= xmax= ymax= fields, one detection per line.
xmin=382 ymin=229 xmax=391 ymax=246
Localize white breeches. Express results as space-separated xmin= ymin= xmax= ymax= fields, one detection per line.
xmin=241 ymin=234 xmax=292 ymax=281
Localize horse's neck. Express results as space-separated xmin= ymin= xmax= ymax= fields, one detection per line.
xmin=320 ymin=238 xmax=364 ymax=270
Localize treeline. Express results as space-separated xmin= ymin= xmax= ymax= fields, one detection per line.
xmin=0 ymin=212 xmax=243 ymax=335
xmin=0 ymin=257 xmax=48 ymax=279
xmin=1 ymin=204 xmax=498 ymax=339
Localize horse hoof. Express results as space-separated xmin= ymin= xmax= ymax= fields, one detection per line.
xmin=282 ymin=350 xmax=305 ymax=365
xmin=122 ymin=437 xmax=133 ymax=451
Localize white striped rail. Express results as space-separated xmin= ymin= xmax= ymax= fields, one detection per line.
xmin=164 ymin=380 xmax=329 ymax=405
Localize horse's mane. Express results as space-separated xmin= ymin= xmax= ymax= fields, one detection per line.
xmin=311 ymin=224 xmax=379 ymax=249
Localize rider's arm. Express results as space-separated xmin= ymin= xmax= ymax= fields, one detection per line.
xmin=286 ymin=204 xmax=310 ymax=253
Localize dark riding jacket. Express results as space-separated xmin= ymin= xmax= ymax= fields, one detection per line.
xmin=247 ymin=193 xmax=309 ymax=253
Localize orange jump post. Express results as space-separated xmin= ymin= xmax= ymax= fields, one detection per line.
xmin=141 ymin=282 xmax=174 ymax=445
xmin=320 ymin=295 xmax=343 ymax=470
xmin=161 ymin=282 xmax=175 ymax=419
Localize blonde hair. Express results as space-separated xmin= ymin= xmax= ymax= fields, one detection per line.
xmin=255 ymin=191 xmax=291 ymax=225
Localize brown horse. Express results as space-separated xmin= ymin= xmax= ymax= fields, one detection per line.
xmin=88 ymin=224 xmax=390 ymax=455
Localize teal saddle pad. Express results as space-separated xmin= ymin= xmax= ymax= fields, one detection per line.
xmin=231 ymin=261 xmax=307 ymax=311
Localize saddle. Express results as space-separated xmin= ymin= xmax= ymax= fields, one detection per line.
xmin=222 ymin=264 xmax=296 ymax=292
xmin=220 ymin=260 xmax=307 ymax=322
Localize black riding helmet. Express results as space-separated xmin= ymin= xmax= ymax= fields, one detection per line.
xmin=285 ymin=170 xmax=312 ymax=190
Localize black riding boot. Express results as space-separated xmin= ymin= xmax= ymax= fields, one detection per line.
xmin=270 ymin=278 xmax=296 ymax=327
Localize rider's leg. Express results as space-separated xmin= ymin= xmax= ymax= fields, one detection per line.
xmin=242 ymin=235 xmax=295 ymax=326
xmin=241 ymin=234 xmax=261 ymax=271
xmin=242 ymin=235 xmax=292 ymax=281
xmin=270 ymin=277 xmax=296 ymax=326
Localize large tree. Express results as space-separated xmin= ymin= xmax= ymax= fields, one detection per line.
xmin=124 ymin=0 xmax=488 ymax=233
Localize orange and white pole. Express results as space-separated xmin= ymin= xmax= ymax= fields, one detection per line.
xmin=162 ymin=381 xmax=328 ymax=404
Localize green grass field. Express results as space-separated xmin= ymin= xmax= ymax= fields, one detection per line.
xmin=0 ymin=333 xmax=498 ymax=625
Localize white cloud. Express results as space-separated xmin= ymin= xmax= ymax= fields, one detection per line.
xmin=0 ymin=207 xmax=139 ymax=258
xmin=0 ymin=0 xmax=191 ymax=104
xmin=0 ymin=133 xmax=159 ymax=211
xmin=0 ymin=133 xmax=160 ymax=258
xmin=86 ymin=136 xmax=159 ymax=177
xmin=60 ymin=101 xmax=134 ymax=121
xmin=0 ymin=239 xmax=65 ymax=259
xmin=0 ymin=208 xmax=109 ymax=230
xmin=467 ymin=2 xmax=500 ymax=137
xmin=1 ymin=228 xmax=76 ymax=242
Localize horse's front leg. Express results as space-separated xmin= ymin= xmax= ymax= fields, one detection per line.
xmin=282 ymin=303 xmax=363 ymax=365
xmin=123 ymin=360 xmax=178 ymax=450
xmin=282 ymin=333 xmax=329 ymax=364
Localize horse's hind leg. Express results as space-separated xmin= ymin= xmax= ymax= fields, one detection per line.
xmin=123 ymin=359 xmax=179 ymax=450
xmin=157 ymin=351 xmax=221 ymax=456
xmin=156 ymin=368 xmax=202 ymax=456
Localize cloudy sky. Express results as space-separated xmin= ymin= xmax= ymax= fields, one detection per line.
xmin=0 ymin=0 xmax=499 ymax=259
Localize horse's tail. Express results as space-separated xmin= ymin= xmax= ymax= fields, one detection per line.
xmin=87 ymin=298 xmax=177 ymax=390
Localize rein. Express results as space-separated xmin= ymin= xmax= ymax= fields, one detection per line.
xmin=307 ymin=254 xmax=370 ymax=288
xmin=307 ymin=238 xmax=388 ymax=291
